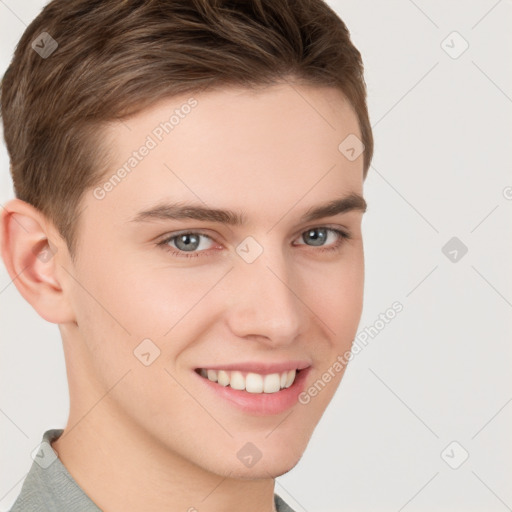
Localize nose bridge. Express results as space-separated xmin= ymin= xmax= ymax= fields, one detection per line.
xmin=225 ymin=244 xmax=304 ymax=343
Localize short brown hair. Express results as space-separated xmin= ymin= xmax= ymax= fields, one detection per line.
xmin=0 ymin=0 xmax=373 ymax=259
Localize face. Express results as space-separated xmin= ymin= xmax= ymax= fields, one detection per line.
xmin=59 ymin=82 xmax=366 ymax=478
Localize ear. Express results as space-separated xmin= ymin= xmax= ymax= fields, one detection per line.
xmin=0 ymin=198 xmax=76 ymax=324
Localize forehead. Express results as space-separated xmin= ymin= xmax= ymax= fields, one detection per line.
xmin=92 ymin=83 xmax=364 ymax=227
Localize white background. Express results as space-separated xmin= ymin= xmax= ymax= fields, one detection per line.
xmin=1 ymin=1 xmax=511 ymax=511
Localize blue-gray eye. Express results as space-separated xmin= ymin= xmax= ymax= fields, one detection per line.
xmin=302 ymin=228 xmax=329 ymax=246
xmin=157 ymin=227 xmax=350 ymax=259
xmin=175 ymin=233 xmax=199 ymax=251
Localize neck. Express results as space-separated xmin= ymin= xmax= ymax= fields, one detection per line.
xmin=51 ymin=403 xmax=277 ymax=512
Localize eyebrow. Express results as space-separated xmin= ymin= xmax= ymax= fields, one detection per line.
xmin=129 ymin=192 xmax=367 ymax=226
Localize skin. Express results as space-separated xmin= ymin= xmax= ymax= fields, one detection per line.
xmin=1 ymin=81 xmax=366 ymax=512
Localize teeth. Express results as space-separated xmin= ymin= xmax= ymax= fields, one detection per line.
xmin=284 ymin=370 xmax=295 ymax=388
xmin=230 ymin=371 xmax=245 ymax=390
xmin=246 ymin=372 xmax=264 ymax=393
xmin=217 ymin=370 xmax=230 ymax=386
xmin=199 ymin=368 xmax=297 ymax=393
xmin=263 ymin=373 xmax=281 ymax=393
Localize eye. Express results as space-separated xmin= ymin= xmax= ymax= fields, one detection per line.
xmin=156 ymin=227 xmax=351 ymax=259
xmin=157 ymin=231 xmax=216 ymax=258
xmin=294 ymin=227 xmax=350 ymax=253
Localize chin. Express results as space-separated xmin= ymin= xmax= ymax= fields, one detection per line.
xmin=227 ymin=457 xmax=302 ymax=481
xmin=226 ymin=445 xmax=306 ymax=481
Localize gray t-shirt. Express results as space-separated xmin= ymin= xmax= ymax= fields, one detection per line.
xmin=9 ymin=429 xmax=296 ymax=512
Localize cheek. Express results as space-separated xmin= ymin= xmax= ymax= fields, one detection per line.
xmin=119 ymin=268 xmax=225 ymax=339
xmin=78 ymin=256 xmax=208 ymax=340
xmin=302 ymin=252 xmax=364 ymax=338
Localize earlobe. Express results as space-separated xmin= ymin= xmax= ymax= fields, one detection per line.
xmin=0 ymin=198 xmax=76 ymax=324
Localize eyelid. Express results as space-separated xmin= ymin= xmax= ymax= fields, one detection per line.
xmin=296 ymin=222 xmax=350 ymax=236
xmin=156 ymin=224 xmax=349 ymax=245
xmin=156 ymin=229 xmax=218 ymax=249
xmin=156 ymin=225 xmax=351 ymax=258
xmin=292 ymin=226 xmax=351 ymax=247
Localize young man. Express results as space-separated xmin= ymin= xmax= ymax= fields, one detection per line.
xmin=0 ymin=0 xmax=373 ymax=510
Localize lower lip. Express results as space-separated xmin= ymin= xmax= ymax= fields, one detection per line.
xmin=194 ymin=368 xmax=311 ymax=415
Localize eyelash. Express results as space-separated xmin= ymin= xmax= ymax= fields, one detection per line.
xmin=156 ymin=227 xmax=351 ymax=259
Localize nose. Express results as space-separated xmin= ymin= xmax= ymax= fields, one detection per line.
xmin=223 ymin=247 xmax=307 ymax=347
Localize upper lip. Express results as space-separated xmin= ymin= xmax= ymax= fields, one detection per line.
xmin=195 ymin=360 xmax=312 ymax=375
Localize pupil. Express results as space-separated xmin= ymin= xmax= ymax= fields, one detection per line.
xmin=177 ymin=233 xmax=199 ymax=251
xmin=307 ymin=228 xmax=326 ymax=246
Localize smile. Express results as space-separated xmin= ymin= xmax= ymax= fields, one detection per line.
xmin=195 ymin=368 xmax=298 ymax=393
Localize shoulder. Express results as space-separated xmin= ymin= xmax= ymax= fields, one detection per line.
xmin=275 ymin=493 xmax=297 ymax=512
xmin=8 ymin=429 xmax=102 ymax=512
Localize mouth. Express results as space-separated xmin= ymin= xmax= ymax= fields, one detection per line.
xmin=194 ymin=367 xmax=302 ymax=394
xmin=193 ymin=361 xmax=312 ymax=415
